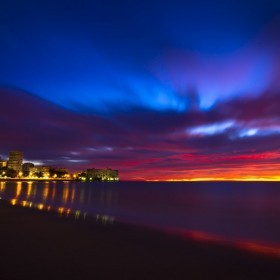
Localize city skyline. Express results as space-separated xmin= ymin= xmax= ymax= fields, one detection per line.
xmin=0 ymin=150 xmax=119 ymax=181
xmin=1 ymin=0 xmax=280 ymax=180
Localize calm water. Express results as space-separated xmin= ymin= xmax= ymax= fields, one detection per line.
xmin=1 ymin=181 xmax=280 ymax=247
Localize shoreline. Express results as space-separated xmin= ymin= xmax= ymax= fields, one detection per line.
xmin=0 ymin=178 xmax=74 ymax=182
xmin=1 ymin=199 xmax=280 ymax=279
xmin=0 ymin=178 xmax=120 ymax=182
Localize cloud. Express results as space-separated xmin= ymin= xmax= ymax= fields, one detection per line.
xmin=1 ymin=87 xmax=280 ymax=180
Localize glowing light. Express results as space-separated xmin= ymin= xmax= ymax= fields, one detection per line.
xmin=11 ymin=199 xmax=17 ymax=205
xmin=58 ymin=207 xmax=64 ymax=215
xmin=37 ymin=204 xmax=44 ymax=210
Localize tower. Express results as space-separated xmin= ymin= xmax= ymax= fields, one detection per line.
xmin=7 ymin=151 xmax=23 ymax=175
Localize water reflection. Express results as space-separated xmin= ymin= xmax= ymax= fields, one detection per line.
xmin=43 ymin=182 xmax=49 ymax=202
xmin=0 ymin=181 xmax=115 ymax=224
xmin=62 ymin=183 xmax=69 ymax=204
xmin=79 ymin=187 xmax=85 ymax=204
xmin=95 ymin=214 xmax=114 ymax=225
xmin=0 ymin=181 xmax=5 ymax=193
xmin=27 ymin=182 xmax=32 ymax=199
xmin=51 ymin=185 xmax=56 ymax=201
xmin=165 ymin=228 xmax=280 ymax=258
xmin=71 ymin=186 xmax=75 ymax=203
xmin=6 ymin=197 xmax=115 ymax=224
xmin=16 ymin=182 xmax=22 ymax=198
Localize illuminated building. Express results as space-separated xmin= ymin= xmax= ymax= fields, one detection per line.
xmin=7 ymin=151 xmax=23 ymax=175
xmin=30 ymin=166 xmax=50 ymax=178
xmin=102 ymin=168 xmax=119 ymax=181
xmin=85 ymin=168 xmax=119 ymax=181
xmin=0 ymin=160 xmax=7 ymax=168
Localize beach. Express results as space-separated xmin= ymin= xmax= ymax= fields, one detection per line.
xmin=1 ymin=200 xmax=280 ymax=280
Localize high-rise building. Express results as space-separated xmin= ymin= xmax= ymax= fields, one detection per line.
xmin=7 ymin=151 xmax=23 ymax=174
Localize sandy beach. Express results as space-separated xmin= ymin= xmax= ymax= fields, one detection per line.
xmin=0 ymin=200 xmax=280 ymax=280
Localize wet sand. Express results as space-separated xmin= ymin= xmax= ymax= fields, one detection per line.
xmin=0 ymin=200 xmax=280 ymax=280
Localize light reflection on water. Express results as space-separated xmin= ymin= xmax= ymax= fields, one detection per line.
xmin=0 ymin=181 xmax=115 ymax=224
xmin=1 ymin=181 xmax=280 ymax=256
xmin=0 ymin=181 xmax=5 ymax=192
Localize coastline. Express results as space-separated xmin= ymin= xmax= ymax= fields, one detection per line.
xmin=0 ymin=178 xmax=74 ymax=182
xmin=1 ymin=199 xmax=280 ymax=279
xmin=0 ymin=178 xmax=121 ymax=182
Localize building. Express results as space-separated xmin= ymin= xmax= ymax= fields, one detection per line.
xmin=102 ymin=168 xmax=119 ymax=181
xmin=22 ymin=162 xmax=35 ymax=176
xmin=85 ymin=168 xmax=119 ymax=181
xmin=7 ymin=151 xmax=23 ymax=175
xmin=0 ymin=160 xmax=7 ymax=168
xmin=29 ymin=166 xmax=50 ymax=178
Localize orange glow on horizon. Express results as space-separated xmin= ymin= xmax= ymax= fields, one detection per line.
xmin=120 ymin=152 xmax=280 ymax=181
xmin=145 ymin=176 xmax=280 ymax=182
xmin=133 ymin=163 xmax=280 ymax=181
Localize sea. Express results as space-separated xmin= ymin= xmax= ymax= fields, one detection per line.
xmin=1 ymin=180 xmax=280 ymax=252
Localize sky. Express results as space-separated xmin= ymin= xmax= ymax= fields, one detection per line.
xmin=1 ymin=0 xmax=280 ymax=180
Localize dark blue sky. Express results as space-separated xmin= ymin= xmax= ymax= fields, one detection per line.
xmin=1 ymin=0 xmax=280 ymax=179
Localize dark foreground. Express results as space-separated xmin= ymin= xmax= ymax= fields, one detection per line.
xmin=1 ymin=201 xmax=280 ymax=280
